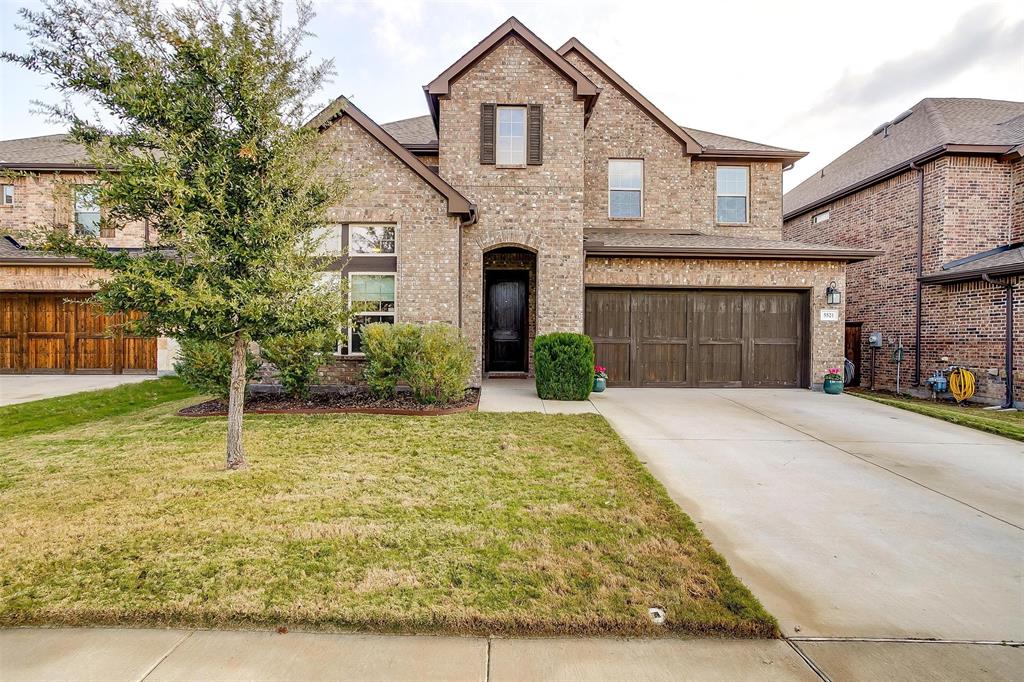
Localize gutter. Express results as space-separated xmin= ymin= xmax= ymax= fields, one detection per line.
xmin=456 ymin=205 xmax=479 ymax=330
xmin=584 ymin=245 xmax=880 ymax=262
xmin=982 ymin=273 xmax=1016 ymax=409
xmin=784 ymin=143 xmax=1017 ymax=221
xmin=918 ymin=262 xmax=1024 ymax=284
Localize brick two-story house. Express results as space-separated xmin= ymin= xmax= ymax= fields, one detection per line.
xmin=2 ymin=17 xmax=875 ymax=389
xmin=784 ymin=98 xmax=1022 ymax=407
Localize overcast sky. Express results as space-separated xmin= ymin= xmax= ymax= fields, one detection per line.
xmin=1 ymin=0 xmax=1022 ymax=191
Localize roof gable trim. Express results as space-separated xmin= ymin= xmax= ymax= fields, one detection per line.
xmin=307 ymin=97 xmax=474 ymax=220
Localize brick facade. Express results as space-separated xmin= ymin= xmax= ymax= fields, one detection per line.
xmin=440 ymin=36 xmax=586 ymax=382
xmin=565 ymin=53 xmax=784 ymax=240
xmin=784 ymin=155 xmax=1022 ymax=405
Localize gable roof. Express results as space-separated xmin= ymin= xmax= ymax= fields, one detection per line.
xmin=784 ymin=98 xmax=1024 ymax=220
xmin=307 ymin=97 xmax=475 ymax=220
xmin=424 ymin=17 xmax=599 ymax=129
xmin=558 ymin=38 xmax=805 ymax=163
xmin=0 ymin=134 xmax=94 ymax=170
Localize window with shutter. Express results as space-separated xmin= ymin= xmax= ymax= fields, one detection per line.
xmin=527 ymin=104 xmax=543 ymax=165
xmin=480 ymin=103 xmax=496 ymax=164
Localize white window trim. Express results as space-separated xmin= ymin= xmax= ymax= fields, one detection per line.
xmin=346 ymin=271 xmax=397 ymax=357
xmin=812 ymin=210 xmax=830 ymax=225
xmin=715 ymin=165 xmax=750 ymax=225
xmin=607 ymin=158 xmax=644 ymax=219
xmin=1 ymin=184 xmax=13 ymax=206
xmin=314 ymin=224 xmax=344 ymax=256
xmin=348 ymin=223 xmax=398 ymax=257
xmin=74 ymin=185 xmax=101 ymax=235
xmin=496 ymin=105 xmax=527 ymax=167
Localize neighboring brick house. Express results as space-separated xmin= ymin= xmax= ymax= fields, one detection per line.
xmin=2 ymin=17 xmax=875 ymax=389
xmin=784 ymin=98 xmax=1023 ymax=407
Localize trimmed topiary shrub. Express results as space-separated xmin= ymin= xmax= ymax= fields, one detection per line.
xmin=173 ymin=338 xmax=260 ymax=400
xmin=534 ymin=332 xmax=595 ymax=401
xmin=360 ymin=322 xmax=420 ymax=399
xmin=260 ymin=330 xmax=334 ymax=399
xmin=404 ymin=323 xmax=473 ymax=404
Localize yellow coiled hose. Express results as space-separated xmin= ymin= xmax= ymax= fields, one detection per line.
xmin=948 ymin=367 xmax=976 ymax=403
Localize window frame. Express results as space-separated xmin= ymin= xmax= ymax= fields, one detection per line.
xmin=348 ymin=223 xmax=397 ymax=257
xmin=74 ymin=185 xmax=101 ymax=236
xmin=495 ymin=105 xmax=527 ymax=167
xmin=1 ymin=184 xmax=13 ymax=206
xmin=812 ymin=210 xmax=830 ymax=225
xmin=715 ymin=165 xmax=750 ymax=225
xmin=347 ymin=271 xmax=397 ymax=357
xmin=607 ymin=158 xmax=645 ymax=220
xmin=313 ymin=224 xmax=344 ymax=256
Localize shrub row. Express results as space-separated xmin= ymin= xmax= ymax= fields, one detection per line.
xmin=362 ymin=322 xmax=473 ymax=404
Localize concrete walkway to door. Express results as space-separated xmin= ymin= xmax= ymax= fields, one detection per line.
xmin=0 ymin=374 xmax=156 ymax=406
xmin=590 ymin=387 xmax=1023 ymax=676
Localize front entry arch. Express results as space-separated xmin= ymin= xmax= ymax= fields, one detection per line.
xmin=483 ymin=246 xmax=536 ymax=375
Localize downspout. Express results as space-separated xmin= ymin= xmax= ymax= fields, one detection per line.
xmin=910 ymin=161 xmax=924 ymax=386
xmin=457 ymin=206 xmax=479 ymax=330
xmin=982 ymin=274 xmax=1015 ymax=408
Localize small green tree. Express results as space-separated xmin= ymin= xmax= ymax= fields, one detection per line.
xmin=4 ymin=0 xmax=347 ymax=468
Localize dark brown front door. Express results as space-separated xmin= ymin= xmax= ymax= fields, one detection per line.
xmin=0 ymin=293 xmax=157 ymax=374
xmin=585 ymin=288 xmax=808 ymax=388
xmin=486 ymin=272 xmax=528 ymax=372
xmin=845 ymin=322 xmax=862 ymax=386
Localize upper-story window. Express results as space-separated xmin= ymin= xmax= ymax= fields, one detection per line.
xmin=350 ymin=224 xmax=396 ymax=255
xmin=1 ymin=184 xmax=13 ymax=206
xmin=716 ymin=166 xmax=749 ymax=224
xmin=314 ymin=224 xmax=343 ymax=256
xmin=496 ymin=106 xmax=526 ymax=165
xmin=608 ymin=159 xmax=644 ymax=219
xmin=812 ymin=210 xmax=830 ymax=224
xmin=74 ymin=186 xmax=101 ymax=236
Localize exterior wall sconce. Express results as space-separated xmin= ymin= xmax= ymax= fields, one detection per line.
xmin=825 ymin=281 xmax=842 ymax=305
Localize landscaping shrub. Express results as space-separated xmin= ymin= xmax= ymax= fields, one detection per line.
xmin=260 ymin=330 xmax=334 ymax=399
xmin=404 ymin=323 xmax=473 ymax=404
xmin=361 ymin=322 xmax=420 ymax=399
xmin=173 ymin=338 xmax=259 ymax=400
xmin=534 ymin=332 xmax=595 ymax=400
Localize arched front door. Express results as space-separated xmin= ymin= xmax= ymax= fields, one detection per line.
xmin=486 ymin=270 xmax=528 ymax=372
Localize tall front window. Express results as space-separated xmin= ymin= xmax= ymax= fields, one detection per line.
xmin=1 ymin=184 xmax=13 ymax=205
xmin=349 ymin=225 xmax=396 ymax=255
xmin=496 ymin=106 xmax=526 ymax=165
xmin=716 ymin=166 xmax=749 ymax=223
xmin=608 ymin=159 xmax=644 ymax=218
xmin=349 ymin=273 xmax=396 ymax=354
xmin=74 ymin=186 xmax=100 ymax=236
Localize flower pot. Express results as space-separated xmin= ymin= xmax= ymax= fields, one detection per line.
xmin=823 ymin=378 xmax=843 ymax=395
xmin=592 ymin=376 xmax=607 ymax=393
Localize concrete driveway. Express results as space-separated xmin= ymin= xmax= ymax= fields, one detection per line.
xmin=591 ymin=389 xmax=1023 ymax=660
xmin=0 ymin=374 xmax=157 ymax=406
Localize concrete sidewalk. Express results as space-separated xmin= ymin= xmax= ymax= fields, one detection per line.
xmin=0 ymin=628 xmax=814 ymax=682
xmin=0 ymin=374 xmax=157 ymax=406
xmin=478 ymin=378 xmax=598 ymax=414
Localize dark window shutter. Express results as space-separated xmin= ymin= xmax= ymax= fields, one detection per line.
xmin=527 ymin=104 xmax=543 ymax=165
xmin=480 ymin=103 xmax=496 ymax=165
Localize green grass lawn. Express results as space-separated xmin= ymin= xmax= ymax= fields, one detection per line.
xmin=850 ymin=390 xmax=1024 ymax=442
xmin=0 ymin=380 xmax=774 ymax=637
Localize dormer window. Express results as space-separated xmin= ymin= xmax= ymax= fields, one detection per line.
xmin=496 ymin=106 xmax=526 ymax=165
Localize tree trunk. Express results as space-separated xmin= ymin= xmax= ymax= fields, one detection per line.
xmin=226 ymin=331 xmax=248 ymax=470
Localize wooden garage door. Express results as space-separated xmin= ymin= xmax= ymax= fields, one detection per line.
xmin=585 ymin=289 xmax=808 ymax=388
xmin=0 ymin=293 xmax=156 ymax=374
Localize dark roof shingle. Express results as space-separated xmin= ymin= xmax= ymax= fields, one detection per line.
xmin=0 ymin=134 xmax=91 ymax=167
xmin=920 ymin=242 xmax=1024 ymax=283
xmin=784 ymin=98 xmax=1024 ymax=218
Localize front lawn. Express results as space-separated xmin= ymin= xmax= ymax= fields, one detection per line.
xmin=0 ymin=381 xmax=774 ymax=637
xmin=850 ymin=390 xmax=1024 ymax=442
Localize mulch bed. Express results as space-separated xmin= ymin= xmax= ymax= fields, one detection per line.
xmin=177 ymin=388 xmax=479 ymax=417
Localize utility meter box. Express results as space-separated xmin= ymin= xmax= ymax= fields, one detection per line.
xmin=868 ymin=332 xmax=883 ymax=348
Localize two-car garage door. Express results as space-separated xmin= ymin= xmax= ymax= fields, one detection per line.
xmin=0 ymin=293 xmax=156 ymax=374
xmin=585 ymin=288 xmax=809 ymax=388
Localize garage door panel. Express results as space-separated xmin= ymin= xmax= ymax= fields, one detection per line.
xmin=0 ymin=293 xmax=156 ymax=374
xmin=637 ymin=343 xmax=687 ymax=385
xmin=586 ymin=288 xmax=808 ymax=389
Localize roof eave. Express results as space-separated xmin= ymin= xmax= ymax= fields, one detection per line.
xmin=784 ymin=143 xmax=1018 ymax=221
xmin=584 ymin=245 xmax=880 ymax=262
xmin=697 ymin=149 xmax=809 ymax=165
xmin=425 ymin=18 xmax=599 ymax=131
xmin=0 ymin=163 xmax=106 ymax=172
xmin=919 ymin=262 xmax=1024 ymax=284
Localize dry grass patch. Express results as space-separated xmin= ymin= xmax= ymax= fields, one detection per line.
xmin=0 ymin=385 xmax=775 ymax=637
